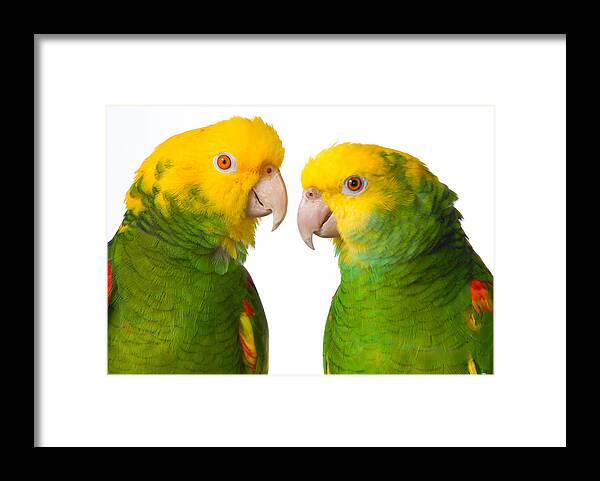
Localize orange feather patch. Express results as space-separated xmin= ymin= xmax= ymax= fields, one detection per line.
xmin=466 ymin=311 xmax=479 ymax=331
xmin=239 ymin=328 xmax=257 ymax=373
xmin=470 ymin=279 xmax=492 ymax=314
xmin=239 ymin=295 xmax=258 ymax=373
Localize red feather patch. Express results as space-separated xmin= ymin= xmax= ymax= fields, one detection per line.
xmin=243 ymin=298 xmax=255 ymax=317
xmin=470 ymin=279 xmax=492 ymax=314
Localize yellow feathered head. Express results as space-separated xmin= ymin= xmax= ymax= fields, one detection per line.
xmin=298 ymin=143 xmax=445 ymax=262
xmin=125 ymin=116 xmax=287 ymax=248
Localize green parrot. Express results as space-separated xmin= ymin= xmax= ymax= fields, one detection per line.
xmin=297 ymin=143 xmax=492 ymax=374
xmin=108 ymin=117 xmax=287 ymax=374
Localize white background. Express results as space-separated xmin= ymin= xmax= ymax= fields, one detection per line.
xmin=107 ymin=105 xmax=494 ymax=376
xmin=38 ymin=37 xmax=566 ymax=446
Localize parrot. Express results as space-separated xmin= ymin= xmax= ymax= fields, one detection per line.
xmin=297 ymin=143 xmax=493 ymax=374
xmin=108 ymin=116 xmax=287 ymax=374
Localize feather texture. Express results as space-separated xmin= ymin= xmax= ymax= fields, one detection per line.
xmin=303 ymin=145 xmax=494 ymax=374
xmin=108 ymin=117 xmax=280 ymax=374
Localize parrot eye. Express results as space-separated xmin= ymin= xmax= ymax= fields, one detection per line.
xmin=213 ymin=152 xmax=237 ymax=173
xmin=342 ymin=175 xmax=367 ymax=196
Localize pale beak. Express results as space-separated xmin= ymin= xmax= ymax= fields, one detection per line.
xmin=297 ymin=187 xmax=339 ymax=249
xmin=246 ymin=165 xmax=288 ymax=231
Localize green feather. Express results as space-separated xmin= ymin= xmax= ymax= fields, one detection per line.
xmin=108 ymin=185 xmax=268 ymax=374
xmin=324 ymin=152 xmax=493 ymax=374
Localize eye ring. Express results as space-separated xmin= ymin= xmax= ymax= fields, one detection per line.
xmin=342 ymin=175 xmax=367 ymax=196
xmin=213 ymin=152 xmax=237 ymax=173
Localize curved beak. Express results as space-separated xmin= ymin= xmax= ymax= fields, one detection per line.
xmin=297 ymin=188 xmax=339 ymax=249
xmin=246 ymin=165 xmax=288 ymax=231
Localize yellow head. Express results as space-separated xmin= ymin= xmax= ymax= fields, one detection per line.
xmin=298 ymin=143 xmax=439 ymax=261
xmin=125 ymin=116 xmax=287 ymax=248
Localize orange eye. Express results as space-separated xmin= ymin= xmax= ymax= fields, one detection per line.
xmin=342 ymin=175 xmax=367 ymax=196
xmin=346 ymin=176 xmax=362 ymax=191
xmin=217 ymin=154 xmax=232 ymax=169
xmin=213 ymin=152 xmax=237 ymax=173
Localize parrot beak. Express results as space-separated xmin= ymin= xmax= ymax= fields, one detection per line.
xmin=297 ymin=187 xmax=339 ymax=249
xmin=246 ymin=165 xmax=288 ymax=231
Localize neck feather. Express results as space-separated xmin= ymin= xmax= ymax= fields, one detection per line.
xmin=117 ymin=194 xmax=248 ymax=275
xmin=338 ymin=200 xmax=474 ymax=306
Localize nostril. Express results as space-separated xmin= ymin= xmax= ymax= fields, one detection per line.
xmin=306 ymin=188 xmax=320 ymax=200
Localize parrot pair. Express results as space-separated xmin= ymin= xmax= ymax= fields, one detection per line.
xmin=108 ymin=116 xmax=493 ymax=374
